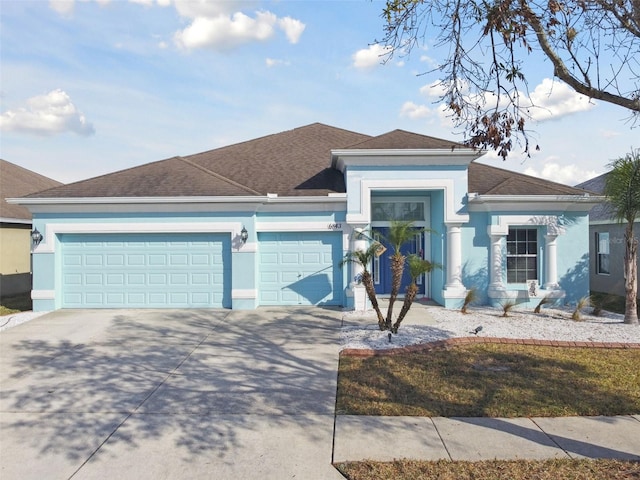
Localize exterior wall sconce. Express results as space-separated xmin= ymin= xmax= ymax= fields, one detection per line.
xmin=31 ymin=227 xmax=43 ymax=247
xmin=240 ymin=226 xmax=248 ymax=244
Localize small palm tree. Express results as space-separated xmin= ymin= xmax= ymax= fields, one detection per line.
xmin=382 ymin=220 xmax=427 ymax=330
xmin=340 ymin=243 xmax=386 ymax=330
xmin=392 ymin=255 xmax=442 ymax=333
xmin=604 ymin=149 xmax=640 ymax=325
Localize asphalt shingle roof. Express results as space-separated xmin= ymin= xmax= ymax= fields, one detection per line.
xmin=468 ymin=162 xmax=589 ymax=196
xmin=19 ymin=123 xmax=590 ymax=200
xmin=1 ymin=160 xmax=62 ymax=221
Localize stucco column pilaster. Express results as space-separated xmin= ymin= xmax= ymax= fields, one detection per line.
xmin=489 ymin=234 xmax=504 ymax=289
xmin=544 ymin=234 xmax=559 ymax=289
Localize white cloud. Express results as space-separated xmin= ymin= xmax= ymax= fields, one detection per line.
xmin=526 ymin=78 xmax=594 ymax=121
xmin=266 ymin=58 xmax=290 ymax=68
xmin=599 ymin=129 xmax=622 ymax=139
xmin=48 ymin=1 xmax=304 ymax=51
xmin=399 ymin=101 xmax=431 ymax=119
xmin=352 ymin=44 xmax=392 ymax=69
xmin=174 ymin=10 xmax=305 ymax=51
xmin=174 ymin=11 xmax=276 ymax=50
xmin=0 ymin=89 xmax=95 ymax=137
xmin=49 ymin=0 xmax=75 ymax=15
xmin=278 ymin=17 xmax=305 ymax=44
xmin=524 ymin=161 xmax=599 ymax=185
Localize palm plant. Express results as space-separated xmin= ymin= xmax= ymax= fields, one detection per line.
xmin=572 ymin=296 xmax=591 ymax=321
xmin=604 ymin=149 xmax=640 ymax=325
xmin=340 ymin=243 xmax=386 ymax=330
xmin=460 ymin=288 xmax=477 ymax=314
xmin=533 ymin=295 xmax=553 ymax=314
xmin=500 ymin=300 xmax=517 ymax=317
xmin=382 ymin=220 xmax=425 ymax=330
xmin=392 ymin=255 xmax=442 ymax=333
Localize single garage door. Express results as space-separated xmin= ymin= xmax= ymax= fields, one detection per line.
xmin=61 ymin=233 xmax=231 ymax=308
xmin=258 ymin=232 xmax=343 ymax=306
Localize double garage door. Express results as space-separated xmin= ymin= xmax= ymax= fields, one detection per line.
xmin=258 ymin=232 xmax=343 ymax=306
xmin=61 ymin=233 xmax=231 ymax=308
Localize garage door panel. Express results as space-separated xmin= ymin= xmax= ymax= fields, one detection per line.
xmin=61 ymin=233 xmax=231 ymax=308
xmin=258 ymin=232 xmax=342 ymax=306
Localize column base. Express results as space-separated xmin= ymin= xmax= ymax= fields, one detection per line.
xmin=442 ymin=284 xmax=469 ymax=309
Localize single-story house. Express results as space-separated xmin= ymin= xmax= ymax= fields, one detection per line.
xmin=576 ymin=172 xmax=640 ymax=300
xmin=9 ymin=123 xmax=601 ymax=312
xmin=1 ymin=159 xmax=62 ymax=297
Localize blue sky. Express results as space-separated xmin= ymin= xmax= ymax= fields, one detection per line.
xmin=1 ymin=0 xmax=637 ymax=186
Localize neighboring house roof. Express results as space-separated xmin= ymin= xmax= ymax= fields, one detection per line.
xmin=20 ymin=123 xmax=588 ymax=200
xmin=574 ymin=171 xmax=634 ymax=222
xmin=468 ymin=162 xmax=588 ymax=196
xmin=0 ymin=160 xmax=62 ymax=222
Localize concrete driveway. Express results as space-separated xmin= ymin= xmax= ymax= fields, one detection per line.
xmin=0 ymin=308 xmax=345 ymax=480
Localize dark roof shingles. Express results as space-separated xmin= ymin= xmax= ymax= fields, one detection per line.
xmin=1 ymin=160 xmax=63 ymax=220
xmin=468 ymin=162 xmax=589 ymax=196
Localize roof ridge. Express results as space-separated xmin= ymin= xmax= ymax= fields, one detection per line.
xmin=186 ymin=123 xmax=369 ymax=158
xmin=178 ymin=156 xmax=262 ymax=196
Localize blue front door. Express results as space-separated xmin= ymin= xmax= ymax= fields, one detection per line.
xmin=373 ymin=228 xmax=425 ymax=296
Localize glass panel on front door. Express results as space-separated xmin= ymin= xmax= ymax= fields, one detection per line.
xmin=372 ymin=227 xmax=425 ymax=296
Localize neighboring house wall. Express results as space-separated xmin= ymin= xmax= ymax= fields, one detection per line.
xmin=589 ymin=221 xmax=640 ymax=299
xmin=0 ymin=224 xmax=32 ymax=297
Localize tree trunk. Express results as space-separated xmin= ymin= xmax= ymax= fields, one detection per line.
xmin=624 ymin=225 xmax=639 ymax=325
xmin=361 ymin=270 xmax=386 ymax=330
xmin=385 ymin=253 xmax=406 ymax=330
xmin=392 ymin=283 xmax=418 ymax=333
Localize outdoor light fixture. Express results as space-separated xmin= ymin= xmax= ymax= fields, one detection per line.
xmin=240 ymin=226 xmax=248 ymax=244
xmin=31 ymin=227 xmax=43 ymax=247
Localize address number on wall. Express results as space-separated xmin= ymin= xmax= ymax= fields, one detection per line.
xmin=327 ymin=223 xmax=342 ymax=230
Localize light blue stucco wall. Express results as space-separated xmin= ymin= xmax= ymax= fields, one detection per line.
xmin=458 ymin=210 xmax=591 ymax=309
xmin=30 ymin=208 xmax=350 ymax=311
xmin=345 ymin=165 xmax=469 ymax=222
xmin=556 ymin=213 xmax=590 ymax=305
xmin=460 ymin=212 xmax=490 ymax=306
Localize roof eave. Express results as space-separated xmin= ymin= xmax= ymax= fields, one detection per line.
xmin=468 ymin=194 xmax=606 ymax=212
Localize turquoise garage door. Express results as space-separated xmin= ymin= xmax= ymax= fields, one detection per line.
xmin=258 ymin=232 xmax=343 ymax=306
xmin=61 ymin=233 xmax=231 ymax=308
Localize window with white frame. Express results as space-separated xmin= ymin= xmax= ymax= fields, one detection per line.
xmin=506 ymin=228 xmax=538 ymax=283
xmin=596 ymin=232 xmax=610 ymax=275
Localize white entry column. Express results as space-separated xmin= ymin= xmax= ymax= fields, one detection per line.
xmin=350 ymin=225 xmax=369 ymax=310
xmin=445 ymin=223 xmax=465 ymax=292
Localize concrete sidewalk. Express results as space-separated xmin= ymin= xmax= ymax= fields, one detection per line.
xmin=333 ymin=414 xmax=640 ymax=463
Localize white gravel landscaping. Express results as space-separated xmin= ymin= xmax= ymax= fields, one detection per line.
xmin=341 ymin=306 xmax=639 ymax=351
xmin=0 ymin=311 xmax=51 ymax=333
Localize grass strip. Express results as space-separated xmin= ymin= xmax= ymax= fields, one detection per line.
xmin=337 ymin=344 xmax=640 ymax=417
xmin=335 ymin=458 xmax=640 ymax=480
